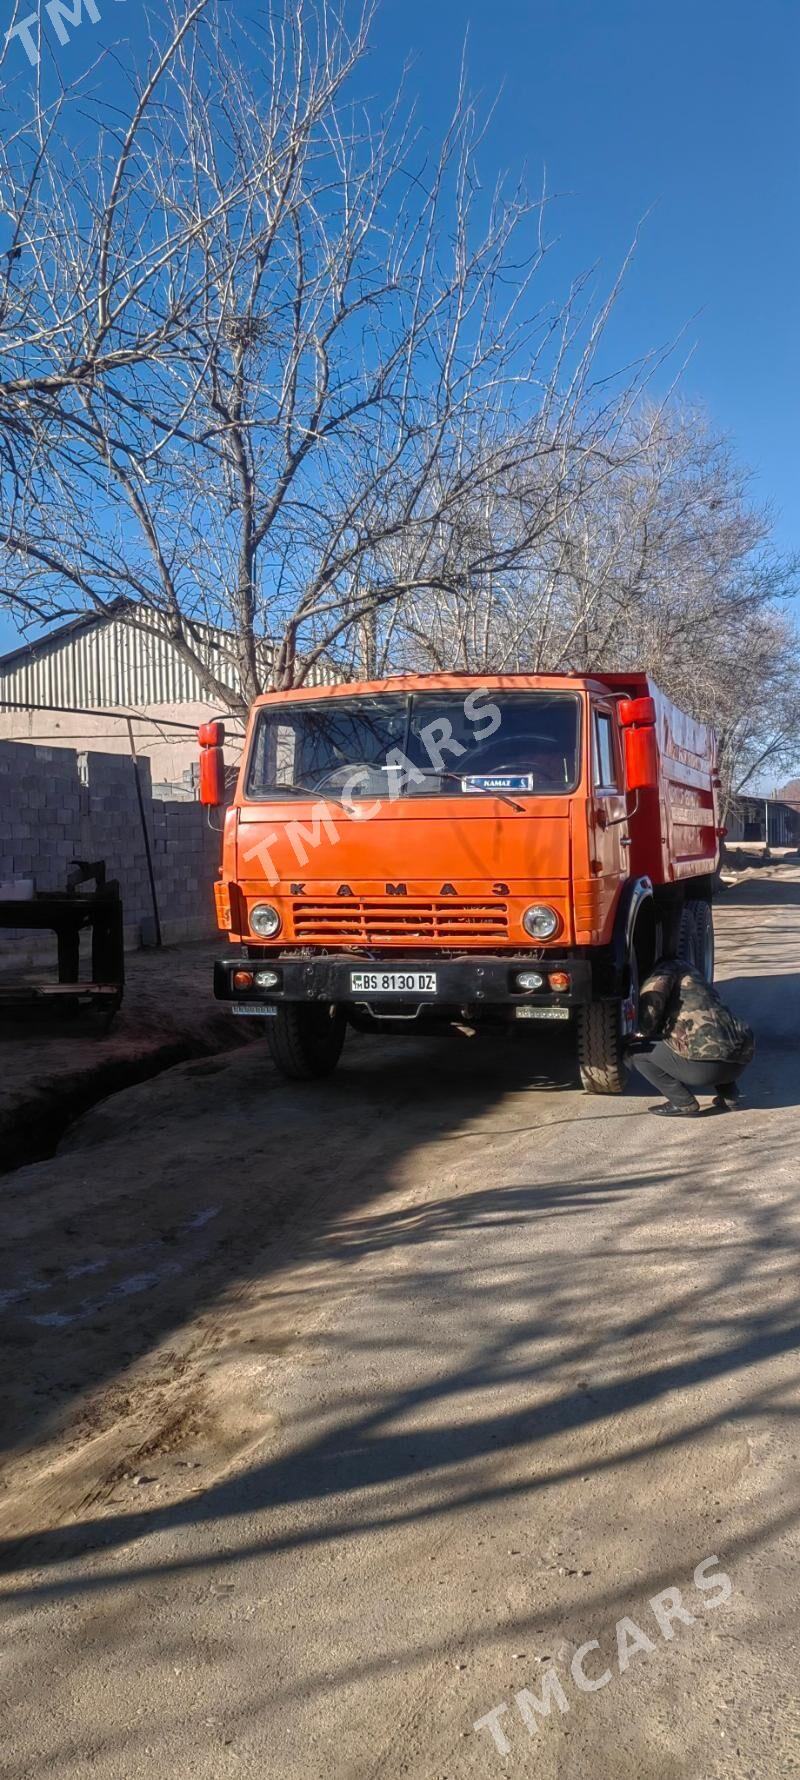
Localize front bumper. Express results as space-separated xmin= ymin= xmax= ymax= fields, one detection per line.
xmin=214 ymin=952 xmax=593 ymax=1009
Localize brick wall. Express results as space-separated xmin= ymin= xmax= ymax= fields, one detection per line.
xmin=0 ymin=740 xmax=221 ymax=960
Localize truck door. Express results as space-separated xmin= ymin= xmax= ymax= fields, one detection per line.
xmin=590 ymin=704 xmax=629 ymax=933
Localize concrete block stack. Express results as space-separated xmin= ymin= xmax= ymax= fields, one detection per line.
xmin=0 ymin=739 xmax=221 ymax=962
xmin=0 ymin=743 xmax=85 ymax=891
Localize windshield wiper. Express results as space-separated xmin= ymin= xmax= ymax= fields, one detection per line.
xmin=256 ymin=781 xmax=347 ymax=803
xmin=259 ymin=771 xmax=525 ymax=814
xmin=412 ymin=767 xmax=525 ymax=814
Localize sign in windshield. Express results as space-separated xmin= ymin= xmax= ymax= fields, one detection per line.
xmin=246 ymin=691 xmax=581 ymax=801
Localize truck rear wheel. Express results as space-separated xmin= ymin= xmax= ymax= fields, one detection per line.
xmin=265 ymin=1003 xmax=346 ymax=1080
xmin=577 ymin=998 xmax=626 ymax=1095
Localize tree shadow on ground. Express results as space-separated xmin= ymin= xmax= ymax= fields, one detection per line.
xmin=0 ymin=1025 xmax=581 ymax=1470
xmin=1 ymin=873 xmax=798 ymax=1626
xmin=3 ymin=1114 xmax=798 ymax=1595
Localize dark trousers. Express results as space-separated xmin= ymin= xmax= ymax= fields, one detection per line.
xmin=631 ymin=1042 xmax=746 ymax=1110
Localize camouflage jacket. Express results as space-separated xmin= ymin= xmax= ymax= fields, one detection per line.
xmin=638 ymin=961 xmax=755 ymax=1063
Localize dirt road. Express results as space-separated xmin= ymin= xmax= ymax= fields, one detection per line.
xmin=2 ymin=875 xmax=799 ymax=1778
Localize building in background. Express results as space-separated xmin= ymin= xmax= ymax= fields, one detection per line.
xmin=726 ymin=793 xmax=800 ymax=849
xmin=0 ymin=604 xmax=333 ymax=788
xmin=779 ymin=778 xmax=800 ymax=816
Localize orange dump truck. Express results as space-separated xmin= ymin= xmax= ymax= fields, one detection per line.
xmin=202 ymin=672 xmax=722 ymax=1093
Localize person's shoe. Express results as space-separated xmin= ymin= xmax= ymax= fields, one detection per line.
xmin=714 ymin=1082 xmax=741 ymax=1107
xmin=711 ymin=1093 xmax=740 ymax=1112
xmin=648 ymin=1102 xmax=701 ymax=1118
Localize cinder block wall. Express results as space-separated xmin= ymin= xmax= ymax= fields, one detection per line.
xmin=0 ymin=740 xmax=221 ymax=962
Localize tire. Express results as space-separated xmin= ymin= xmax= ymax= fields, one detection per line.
xmin=677 ymin=900 xmax=715 ymax=980
xmin=677 ymin=902 xmax=697 ymax=966
xmin=578 ymin=937 xmax=640 ymax=1097
xmin=578 ymin=997 xmax=626 ymax=1095
xmin=691 ymin=900 xmax=715 ymax=981
xmin=265 ymin=1002 xmax=346 ymax=1080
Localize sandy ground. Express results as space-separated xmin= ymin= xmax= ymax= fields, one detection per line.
xmin=1 ymin=874 xmax=799 ymax=1778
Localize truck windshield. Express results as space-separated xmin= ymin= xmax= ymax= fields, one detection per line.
xmin=246 ymin=691 xmax=581 ymax=800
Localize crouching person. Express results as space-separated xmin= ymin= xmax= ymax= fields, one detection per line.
xmin=629 ymin=955 xmax=755 ymax=1119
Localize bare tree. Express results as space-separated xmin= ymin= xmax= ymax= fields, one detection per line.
xmin=391 ymin=402 xmax=800 ymax=794
xmin=0 ymin=3 xmax=213 ymax=534
xmin=0 ymin=0 xmax=665 ymax=712
xmin=392 ymin=409 xmax=771 ymax=663
xmin=684 ymin=607 xmax=800 ymax=804
xmin=1 ymin=1 xmax=370 ymax=704
xmin=4 ymin=0 xmax=795 ymax=780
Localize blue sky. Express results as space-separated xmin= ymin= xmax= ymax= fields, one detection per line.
xmin=371 ymin=0 xmax=799 ymax=548
xmin=1 ymin=0 xmax=798 ymax=654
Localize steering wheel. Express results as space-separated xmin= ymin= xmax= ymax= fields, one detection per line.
xmin=311 ymin=762 xmax=377 ymax=792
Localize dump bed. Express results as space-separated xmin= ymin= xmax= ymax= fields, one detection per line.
xmin=595 ymin=673 xmax=720 ymax=886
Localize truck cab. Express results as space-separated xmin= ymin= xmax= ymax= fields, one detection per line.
xmin=204 ymin=672 xmax=721 ymax=1092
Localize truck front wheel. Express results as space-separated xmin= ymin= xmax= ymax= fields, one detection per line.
xmin=577 ymin=998 xmax=627 ymax=1095
xmin=265 ymin=1003 xmax=346 ymax=1081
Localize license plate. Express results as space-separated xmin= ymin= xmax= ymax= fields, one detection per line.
xmin=516 ymin=1005 xmax=570 ymax=1020
xmin=350 ymin=971 xmax=437 ymax=995
xmin=231 ymin=1003 xmax=277 ymax=1016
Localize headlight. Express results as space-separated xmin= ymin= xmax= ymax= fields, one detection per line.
xmin=522 ymin=905 xmax=559 ymax=940
xmin=255 ymin=968 xmax=280 ymax=988
xmin=250 ymin=903 xmax=281 ymax=938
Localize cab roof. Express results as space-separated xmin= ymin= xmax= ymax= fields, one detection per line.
xmin=251 ymin=670 xmax=653 ymax=706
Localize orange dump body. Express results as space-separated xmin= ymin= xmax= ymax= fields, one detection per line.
xmin=216 ymin=672 xmax=720 ymax=955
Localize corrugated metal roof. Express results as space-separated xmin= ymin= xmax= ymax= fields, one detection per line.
xmin=0 ymin=607 xmax=333 ymax=707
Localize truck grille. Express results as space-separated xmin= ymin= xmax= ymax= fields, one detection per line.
xmin=291 ymin=898 xmax=509 ymax=943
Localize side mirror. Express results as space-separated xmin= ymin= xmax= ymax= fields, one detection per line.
xmin=618 ymin=695 xmax=656 ymax=728
xmin=198 ymin=720 xmax=226 ymax=807
xmin=619 ymin=696 xmax=658 ymax=793
xmin=623 ymin=722 xmax=658 ymax=793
